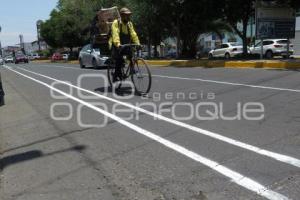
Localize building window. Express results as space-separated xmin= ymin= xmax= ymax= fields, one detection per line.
xmin=205 ymin=41 xmax=211 ymax=48
xmin=228 ymin=37 xmax=237 ymax=43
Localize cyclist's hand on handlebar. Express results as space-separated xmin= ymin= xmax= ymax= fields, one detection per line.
xmin=136 ymin=45 xmax=142 ymax=50
xmin=116 ymin=45 xmax=122 ymax=52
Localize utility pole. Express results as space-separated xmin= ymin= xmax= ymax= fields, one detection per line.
xmin=255 ymin=0 xmax=264 ymax=59
xmin=36 ymin=20 xmax=42 ymax=52
xmin=19 ymin=34 xmax=25 ymax=54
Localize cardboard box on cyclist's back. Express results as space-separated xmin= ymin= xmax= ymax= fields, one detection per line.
xmin=91 ymin=7 xmax=120 ymax=55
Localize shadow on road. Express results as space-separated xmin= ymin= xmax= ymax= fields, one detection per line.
xmin=0 ymin=145 xmax=86 ymax=171
xmin=82 ymin=66 xmax=109 ymax=70
xmin=95 ymin=86 xmax=141 ymax=97
xmin=2 ymin=128 xmax=92 ymax=154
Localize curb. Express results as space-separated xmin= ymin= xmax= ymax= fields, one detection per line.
xmin=32 ymin=59 xmax=300 ymax=69
xmin=146 ymin=60 xmax=300 ymax=69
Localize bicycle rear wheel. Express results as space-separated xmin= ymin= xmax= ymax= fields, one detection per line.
xmin=131 ymin=58 xmax=152 ymax=95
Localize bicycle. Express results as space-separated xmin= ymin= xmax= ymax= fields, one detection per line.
xmin=107 ymin=44 xmax=152 ymax=95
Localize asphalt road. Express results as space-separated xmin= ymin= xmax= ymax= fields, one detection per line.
xmin=0 ymin=62 xmax=300 ymax=200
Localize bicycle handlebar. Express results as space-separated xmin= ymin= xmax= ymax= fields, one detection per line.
xmin=120 ymin=44 xmax=141 ymax=48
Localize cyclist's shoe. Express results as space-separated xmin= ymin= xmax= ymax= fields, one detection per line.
xmin=113 ymin=74 xmax=120 ymax=83
xmin=113 ymin=71 xmax=123 ymax=83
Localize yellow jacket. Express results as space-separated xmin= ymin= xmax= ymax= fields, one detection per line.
xmin=109 ymin=19 xmax=140 ymax=49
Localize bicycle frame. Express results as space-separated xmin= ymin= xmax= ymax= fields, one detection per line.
xmin=119 ymin=44 xmax=141 ymax=80
xmin=107 ymin=43 xmax=152 ymax=95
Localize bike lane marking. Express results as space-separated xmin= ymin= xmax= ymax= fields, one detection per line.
xmin=151 ymin=75 xmax=300 ymax=93
xmin=4 ymin=65 xmax=290 ymax=200
xmin=22 ymin=63 xmax=300 ymax=93
xmin=14 ymin=66 xmax=300 ymax=169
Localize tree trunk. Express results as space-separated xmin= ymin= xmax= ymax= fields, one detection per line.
xmin=70 ymin=47 xmax=74 ymax=59
xmin=147 ymin=37 xmax=151 ymax=59
xmin=179 ymin=30 xmax=198 ymax=59
xmin=153 ymin=44 xmax=159 ymax=58
xmin=176 ymin=17 xmax=181 ymax=59
xmin=230 ymin=20 xmax=249 ymax=57
xmin=215 ymin=31 xmax=223 ymax=44
xmin=242 ymin=19 xmax=248 ymax=56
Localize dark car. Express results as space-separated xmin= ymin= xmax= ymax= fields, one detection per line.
xmin=15 ymin=53 xmax=29 ymax=64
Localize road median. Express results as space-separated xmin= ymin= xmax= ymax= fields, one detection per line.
xmin=32 ymin=59 xmax=300 ymax=69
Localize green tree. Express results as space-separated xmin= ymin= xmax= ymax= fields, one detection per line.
xmin=127 ymin=0 xmax=170 ymax=58
xmin=116 ymin=0 xmax=224 ymax=58
xmin=41 ymin=0 xmax=98 ymax=51
xmin=221 ymin=0 xmax=254 ymax=55
xmin=167 ymin=0 xmax=223 ymax=58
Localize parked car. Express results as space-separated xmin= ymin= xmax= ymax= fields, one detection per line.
xmin=141 ymin=51 xmax=150 ymax=59
xmin=51 ymin=53 xmax=63 ymax=62
xmin=62 ymin=54 xmax=69 ymax=61
xmin=4 ymin=56 xmax=14 ymax=63
xmin=79 ymin=44 xmax=109 ymax=68
xmin=15 ymin=53 xmax=29 ymax=64
xmin=165 ymin=49 xmax=177 ymax=59
xmin=29 ymin=53 xmax=40 ymax=60
xmin=209 ymin=43 xmax=245 ymax=59
xmin=0 ymin=57 xmax=4 ymax=65
xmin=250 ymin=39 xmax=294 ymax=59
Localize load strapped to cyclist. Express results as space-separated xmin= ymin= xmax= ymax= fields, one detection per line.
xmin=91 ymin=7 xmax=140 ymax=82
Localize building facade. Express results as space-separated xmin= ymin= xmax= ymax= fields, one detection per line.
xmin=198 ymin=21 xmax=255 ymax=53
xmin=291 ymin=17 xmax=300 ymax=55
xmin=199 ymin=16 xmax=300 ymax=55
xmin=24 ymin=40 xmax=48 ymax=54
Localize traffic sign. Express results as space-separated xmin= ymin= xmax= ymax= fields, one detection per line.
xmin=256 ymin=2 xmax=296 ymax=39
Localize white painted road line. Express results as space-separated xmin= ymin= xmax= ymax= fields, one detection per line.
xmin=22 ymin=63 xmax=300 ymax=93
xmin=16 ymin=66 xmax=300 ymax=169
xmin=152 ymin=75 xmax=300 ymax=93
xmin=5 ymin=66 xmax=290 ymax=200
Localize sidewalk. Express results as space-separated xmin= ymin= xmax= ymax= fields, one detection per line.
xmin=32 ymin=58 xmax=300 ymax=69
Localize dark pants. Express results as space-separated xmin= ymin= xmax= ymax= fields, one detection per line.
xmin=0 ymin=72 xmax=5 ymax=106
xmin=112 ymin=45 xmax=131 ymax=79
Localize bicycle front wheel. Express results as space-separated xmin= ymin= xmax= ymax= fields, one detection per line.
xmin=131 ymin=58 xmax=152 ymax=95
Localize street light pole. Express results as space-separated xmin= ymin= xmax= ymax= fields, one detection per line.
xmin=36 ymin=20 xmax=42 ymax=52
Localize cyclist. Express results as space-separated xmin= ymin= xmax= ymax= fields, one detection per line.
xmin=109 ymin=7 xmax=140 ymax=82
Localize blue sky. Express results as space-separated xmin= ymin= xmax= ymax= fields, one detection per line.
xmin=0 ymin=0 xmax=58 ymax=46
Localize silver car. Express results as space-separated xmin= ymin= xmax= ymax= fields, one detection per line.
xmin=4 ymin=56 xmax=14 ymax=63
xmin=209 ymin=43 xmax=246 ymax=59
xmin=79 ymin=44 xmax=109 ymax=68
xmin=0 ymin=57 xmax=4 ymax=65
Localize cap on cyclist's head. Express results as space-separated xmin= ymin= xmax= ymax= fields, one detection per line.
xmin=120 ymin=7 xmax=132 ymax=15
